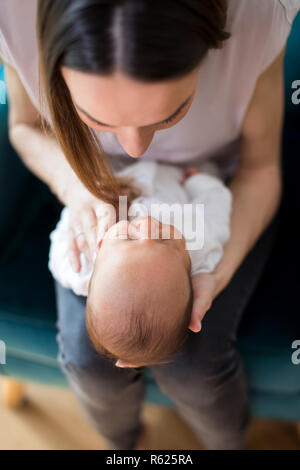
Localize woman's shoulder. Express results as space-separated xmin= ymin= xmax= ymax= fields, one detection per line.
xmin=228 ymin=0 xmax=299 ymax=25
xmin=278 ymin=0 xmax=300 ymax=23
xmin=0 ymin=0 xmax=37 ymax=66
xmin=226 ymin=0 xmax=299 ymax=74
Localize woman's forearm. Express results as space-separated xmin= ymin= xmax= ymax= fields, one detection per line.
xmin=9 ymin=122 xmax=77 ymax=204
xmin=9 ymin=121 xmax=113 ymax=267
xmin=5 ymin=62 xmax=76 ymax=204
xmin=213 ymin=163 xmax=282 ymax=298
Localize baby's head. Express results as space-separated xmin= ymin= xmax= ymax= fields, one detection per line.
xmin=86 ymin=217 xmax=193 ymax=368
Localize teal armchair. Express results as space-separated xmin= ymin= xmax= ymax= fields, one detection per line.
xmin=0 ymin=15 xmax=300 ymax=423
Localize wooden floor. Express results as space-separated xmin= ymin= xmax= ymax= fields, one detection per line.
xmin=0 ymin=380 xmax=299 ymax=450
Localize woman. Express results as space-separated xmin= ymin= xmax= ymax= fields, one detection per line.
xmin=1 ymin=0 xmax=299 ymax=450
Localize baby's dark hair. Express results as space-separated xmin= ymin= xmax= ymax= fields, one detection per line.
xmin=85 ymin=274 xmax=194 ymax=367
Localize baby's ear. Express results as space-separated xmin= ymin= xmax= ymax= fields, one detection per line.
xmin=115 ymin=359 xmax=140 ymax=368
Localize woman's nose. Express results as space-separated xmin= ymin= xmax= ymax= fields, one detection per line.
xmin=116 ymin=128 xmax=155 ymax=158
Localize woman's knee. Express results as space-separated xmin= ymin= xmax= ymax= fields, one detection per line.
xmin=55 ymin=283 xmax=99 ymax=370
xmin=57 ymin=317 xmax=125 ymax=389
xmin=57 ymin=330 xmax=98 ymax=378
xmin=55 ymin=285 xmax=144 ymax=407
xmin=58 ymin=336 xmax=141 ymax=406
xmin=55 ymin=283 xmax=128 ymax=398
xmin=152 ymin=339 xmax=244 ymax=406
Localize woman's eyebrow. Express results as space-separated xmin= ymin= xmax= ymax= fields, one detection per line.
xmin=74 ymin=94 xmax=193 ymax=128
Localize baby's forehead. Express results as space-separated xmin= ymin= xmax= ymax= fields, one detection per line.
xmin=102 ymin=235 xmax=174 ymax=265
xmin=92 ymin=252 xmax=188 ymax=310
xmin=94 ymin=246 xmax=165 ymax=292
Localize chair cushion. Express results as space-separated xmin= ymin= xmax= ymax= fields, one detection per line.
xmin=0 ymin=197 xmax=62 ymax=368
xmin=0 ymin=81 xmax=52 ymax=265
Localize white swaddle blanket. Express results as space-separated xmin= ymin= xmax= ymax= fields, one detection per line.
xmin=49 ymin=161 xmax=232 ymax=296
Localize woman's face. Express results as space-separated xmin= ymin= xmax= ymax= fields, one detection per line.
xmin=61 ymin=66 xmax=199 ymax=158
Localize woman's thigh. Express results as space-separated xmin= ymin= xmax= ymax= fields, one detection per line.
xmin=151 ymin=214 xmax=279 ymax=395
xmin=55 ymin=282 xmax=143 ymax=402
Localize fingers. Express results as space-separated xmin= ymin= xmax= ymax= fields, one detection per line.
xmin=95 ymin=203 xmax=117 ymax=242
xmin=188 ymin=297 xmax=212 ymax=333
xmin=195 ymin=296 xmax=212 ymax=321
xmin=68 ymin=233 xmax=82 ymax=273
xmin=81 ymin=209 xmax=98 ymax=260
xmin=181 ymin=167 xmax=199 ymax=185
xmin=69 ymin=214 xmax=93 ymax=269
xmin=97 ymin=217 xmax=110 ymax=242
xmin=189 ymin=273 xmax=216 ymax=333
xmin=189 ymin=314 xmax=202 ymax=333
xmin=67 ymin=201 xmax=117 ymax=272
xmin=185 ymin=167 xmax=200 ymax=178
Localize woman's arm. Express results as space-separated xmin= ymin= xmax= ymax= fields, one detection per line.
xmin=213 ymin=49 xmax=285 ymax=297
xmin=5 ymin=63 xmax=109 ymax=269
xmin=189 ymin=49 xmax=285 ymax=331
xmin=5 ymin=63 xmax=76 ymax=204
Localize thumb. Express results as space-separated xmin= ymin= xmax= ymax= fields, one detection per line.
xmin=188 ymin=294 xmax=211 ymax=332
xmin=188 ymin=307 xmax=202 ymax=333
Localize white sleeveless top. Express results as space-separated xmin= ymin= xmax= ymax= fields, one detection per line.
xmin=1 ymin=0 xmax=299 ymax=178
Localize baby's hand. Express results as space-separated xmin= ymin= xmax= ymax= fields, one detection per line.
xmin=181 ymin=167 xmax=202 ymax=185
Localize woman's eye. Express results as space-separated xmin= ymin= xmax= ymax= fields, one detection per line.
xmin=163 ymin=114 xmax=178 ymax=124
xmin=162 ymin=107 xmax=185 ymax=125
xmin=90 ymin=106 xmax=183 ymax=130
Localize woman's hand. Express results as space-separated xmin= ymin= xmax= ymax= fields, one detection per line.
xmin=188 ymin=272 xmax=218 ymax=333
xmin=181 ymin=167 xmax=201 ymax=185
xmin=65 ymin=177 xmax=117 ymax=272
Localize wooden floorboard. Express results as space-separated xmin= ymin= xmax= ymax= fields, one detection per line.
xmin=0 ymin=381 xmax=299 ymax=450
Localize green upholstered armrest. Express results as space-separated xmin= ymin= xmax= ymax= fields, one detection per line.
xmin=0 ymin=65 xmax=53 ymax=265
xmin=285 ymin=13 xmax=300 ymax=118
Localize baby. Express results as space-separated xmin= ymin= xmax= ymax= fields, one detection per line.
xmin=49 ymin=161 xmax=232 ymax=368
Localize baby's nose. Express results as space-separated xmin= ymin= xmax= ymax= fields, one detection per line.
xmin=131 ymin=217 xmax=160 ymax=239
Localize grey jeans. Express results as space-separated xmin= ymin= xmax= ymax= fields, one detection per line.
xmin=55 ymin=215 xmax=279 ymax=450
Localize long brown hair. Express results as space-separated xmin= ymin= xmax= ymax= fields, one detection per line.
xmin=37 ymin=0 xmax=230 ymax=203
